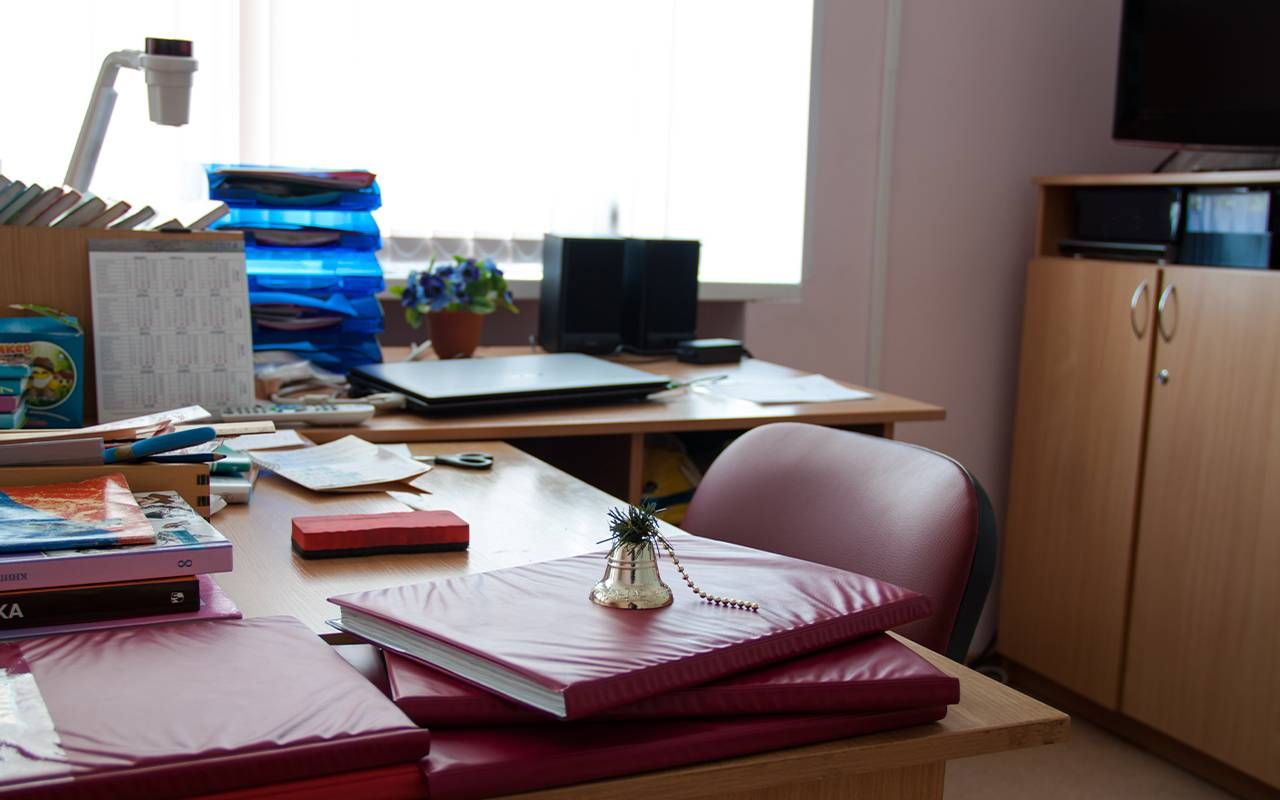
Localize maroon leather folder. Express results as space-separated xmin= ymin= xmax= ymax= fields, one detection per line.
xmin=0 ymin=616 xmax=432 ymax=800
xmin=386 ymin=632 xmax=959 ymax=725
xmin=329 ymin=531 xmax=931 ymax=720
xmin=422 ymin=705 xmax=948 ymax=800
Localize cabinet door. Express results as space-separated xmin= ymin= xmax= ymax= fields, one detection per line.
xmin=999 ymin=258 xmax=1157 ymax=708
xmin=1122 ymin=267 xmax=1280 ymax=785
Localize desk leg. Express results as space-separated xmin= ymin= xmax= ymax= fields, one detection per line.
xmin=626 ymin=433 xmax=645 ymax=504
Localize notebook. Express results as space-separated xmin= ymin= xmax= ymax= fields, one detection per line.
xmin=329 ymin=531 xmax=932 ymax=719
xmin=0 ymin=474 xmax=156 ymax=554
xmin=0 ymin=616 xmax=432 ymax=799
xmin=385 ymin=632 xmax=959 ymax=725
xmin=421 ymin=705 xmax=947 ymax=800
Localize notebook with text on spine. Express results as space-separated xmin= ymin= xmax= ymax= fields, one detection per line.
xmin=330 ymin=531 xmax=932 ymax=720
xmin=385 ymin=632 xmax=959 ymax=725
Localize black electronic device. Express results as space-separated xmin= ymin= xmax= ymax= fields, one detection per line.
xmin=676 ymin=338 xmax=744 ymax=364
xmin=1074 ymin=188 xmax=1182 ymax=243
xmin=1114 ymin=0 xmax=1280 ymax=149
xmin=622 ymin=238 xmax=700 ymax=352
xmin=1058 ymin=239 xmax=1176 ymax=263
xmin=538 ymin=235 xmax=626 ymax=354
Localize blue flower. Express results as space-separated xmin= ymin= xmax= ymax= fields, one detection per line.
xmin=487 ymin=259 xmax=503 ymax=278
xmin=423 ymin=273 xmax=447 ymax=298
xmin=503 ymin=289 xmax=514 ymax=305
xmin=435 ymin=264 xmax=457 ymax=280
xmin=461 ymin=260 xmax=481 ymax=283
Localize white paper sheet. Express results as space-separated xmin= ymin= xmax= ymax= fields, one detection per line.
xmin=89 ymin=240 xmax=255 ymax=422
xmin=707 ymin=374 xmax=874 ymax=404
xmin=224 ymin=429 xmax=311 ymax=452
xmin=250 ymin=435 xmax=428 ymax=492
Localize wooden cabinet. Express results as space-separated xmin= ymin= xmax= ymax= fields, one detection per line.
xmin=1000 ymin=257 xmax=1156 ymax=708
xmin=1001 ymin=172 xmax=1280 ymax=791
xmin=1122 ymin=267 xmax=1280 ymax=786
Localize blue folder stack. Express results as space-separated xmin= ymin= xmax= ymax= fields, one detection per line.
xmin=205 ymin=166 xmax=386 ymax=373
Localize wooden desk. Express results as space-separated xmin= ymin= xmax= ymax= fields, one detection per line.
xmin=302 ymin=347 xmax=945 ymax=502
xmin=214 ymin=441 xmax=1065 ymax=800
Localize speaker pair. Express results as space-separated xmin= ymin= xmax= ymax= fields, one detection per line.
xmin=538 ymin=235 xmax=700 ymax=354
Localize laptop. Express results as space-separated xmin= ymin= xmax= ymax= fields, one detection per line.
xmin=348 ymin=353 xmax=671 ymax=415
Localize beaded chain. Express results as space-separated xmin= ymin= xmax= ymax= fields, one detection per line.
xmin=653 ymin=533 xmax=759 ymax=612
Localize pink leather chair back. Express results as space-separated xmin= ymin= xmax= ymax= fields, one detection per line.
xmin=682 ymin=423 xmax=981 ymax=655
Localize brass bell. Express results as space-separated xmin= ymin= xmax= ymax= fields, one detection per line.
xmin=589 ymin=540 xmax=673 ymax=610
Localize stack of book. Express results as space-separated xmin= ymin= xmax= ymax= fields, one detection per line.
xmin=0 ymin=473 xmax=237 ymax=640
xmin=328 ymin=531 xmax=962 ymax=799
xmin=206 ymin=166 xmax=386 ymax=373
xmin=0 ymin=171 xmax=229 ymax=231
xmin=0 ymin=353 xmax=30 ymax=429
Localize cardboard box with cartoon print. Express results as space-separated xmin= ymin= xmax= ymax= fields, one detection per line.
xmin=0 ymin=307 xmax=85 ymax=428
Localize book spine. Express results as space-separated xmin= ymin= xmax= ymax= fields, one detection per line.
xmin=0 ymin=577 xmax=199 ymax=629
xmin=0 ymin=543 xmax=232 ymax=592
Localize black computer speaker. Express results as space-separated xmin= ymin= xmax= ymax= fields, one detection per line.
xmin=538 ymin=235 xmax=626 ymax=354
xmin=622 ymin=238 xmax=700 ymax=352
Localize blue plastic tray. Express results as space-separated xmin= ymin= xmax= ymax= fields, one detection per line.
xmin=245 ymin=247 xmax=385 ymax=295
xmin=214 ymin=208 xmax=382 ymax=251
xmin=206 ymin=164 xmax=382 ymax=211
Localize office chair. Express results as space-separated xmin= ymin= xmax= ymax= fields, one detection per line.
xmin=681 ymin=423 xmax=997 ymax=663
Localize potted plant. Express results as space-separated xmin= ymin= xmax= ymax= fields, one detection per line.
xmin=393 ymin=257 xmax=518 ymax=358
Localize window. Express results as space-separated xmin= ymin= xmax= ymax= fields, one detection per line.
xmin=1 ymin=1 xmax=813 ymax=290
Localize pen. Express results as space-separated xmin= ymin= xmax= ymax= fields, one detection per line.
xmin=103 ymin=426 xmax=217 ymax=464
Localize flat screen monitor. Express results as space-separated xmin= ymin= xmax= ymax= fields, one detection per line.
xmin=1114 ymin=0 xmax=1280 ymax=149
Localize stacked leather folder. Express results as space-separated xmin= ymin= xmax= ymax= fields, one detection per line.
xmin=206 ymin=166 xmax=386 ymax=373
xmin=328 ymin=531 xmax=963 ymax=799
xmin=0 ymin=617 xmax=431 ymax=798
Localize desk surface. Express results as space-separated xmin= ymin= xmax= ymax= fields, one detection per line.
xmin=213 ymin=441 xmax=1065 ymax=797
xmin=302 ymin=347 xmax=945 ymax=444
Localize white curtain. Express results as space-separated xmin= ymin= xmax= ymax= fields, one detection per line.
xmin=0 ymin=0 xmax=812 ymax=285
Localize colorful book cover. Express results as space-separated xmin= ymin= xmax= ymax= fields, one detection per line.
xmin=132 ymin=490 xmax=226 ymax=546
xmin=0 ymin=352 xmax=31 ymax=380
xmin=0 ymin=474 xmax=156 ymax=554
xmin=0 ymin=404 xmax=25 ymax=429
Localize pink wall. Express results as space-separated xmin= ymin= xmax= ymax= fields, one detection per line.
xmin=880 ymin=0 xmax=1153 ymax=520
xmin=749 ymin=0 xmax=1155 ymax=516
xmin=742 ymin=0 xmax=887 ymax=381
xmin=746 ymin=0 xmax=1158 ymax=653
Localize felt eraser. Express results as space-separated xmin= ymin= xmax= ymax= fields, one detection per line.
xmin=291 ymin=510 xmax=470 ymax=559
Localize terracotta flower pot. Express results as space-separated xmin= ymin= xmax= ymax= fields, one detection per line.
xmin=427 ymin=311 xmax=485 ymax=359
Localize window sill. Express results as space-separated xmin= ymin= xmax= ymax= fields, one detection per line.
xmin=379 ymin=267 xmax=800 ymax=303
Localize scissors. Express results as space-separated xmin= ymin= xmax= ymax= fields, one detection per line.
xmin=414 ymin=452 xmax=494 ymax=470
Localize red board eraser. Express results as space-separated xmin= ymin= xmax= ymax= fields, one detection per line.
xmin=291 ymin=510 xmax=470 ymax=559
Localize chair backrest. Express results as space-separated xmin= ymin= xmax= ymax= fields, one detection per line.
xmin=681 ymin=423 xmax=995 ymax=662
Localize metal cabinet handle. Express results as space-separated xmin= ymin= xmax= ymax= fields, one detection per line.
xmin=1157 ymin=284 xmax=1178 ymax=342
xmin=1129 ymin=281 xmax=1150 ymax=338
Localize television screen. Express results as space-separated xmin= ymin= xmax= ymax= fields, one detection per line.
xmin=1114 ymin=0 xmax=1280 ymax=149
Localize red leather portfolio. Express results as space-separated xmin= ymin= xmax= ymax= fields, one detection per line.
xmin=386 ymin=632 xmax=959 ymax=725
xmin=329 ymin=531 xmax=931 ymax=720
xmin=0 ymin=616 xmax=432 ymax=799
xmin=421 ymin=705 xmax=948 ymax=800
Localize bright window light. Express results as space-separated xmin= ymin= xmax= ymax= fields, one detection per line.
xmin=1 ymin=1 xmax=813 ymax=287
